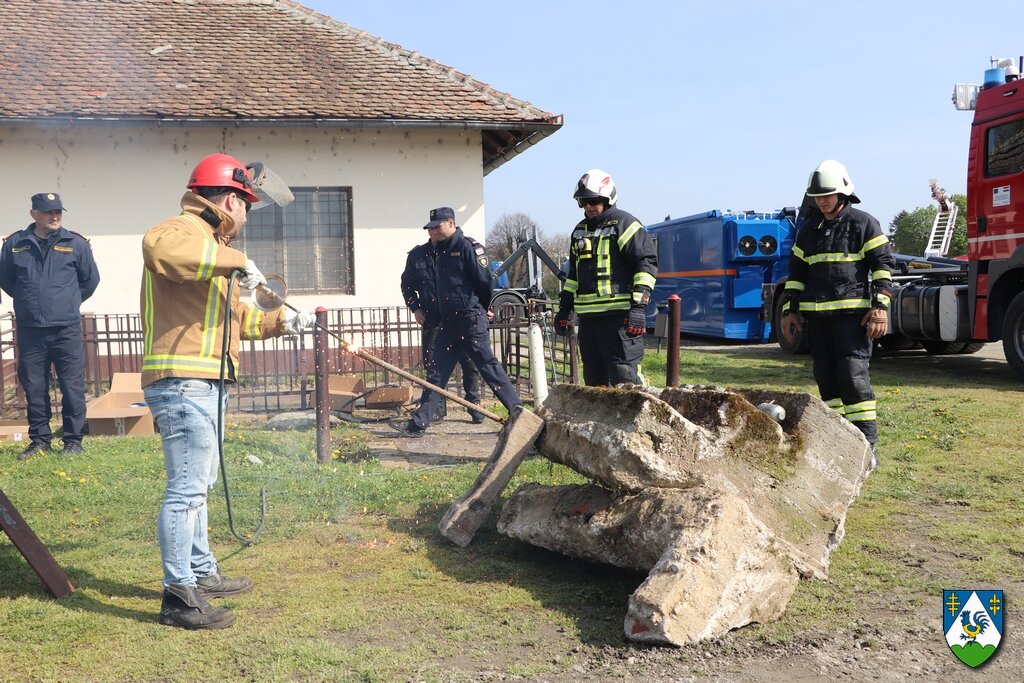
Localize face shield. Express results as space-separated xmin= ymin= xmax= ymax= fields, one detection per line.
xmin=246 ymin=162 xmax=295 ymax=209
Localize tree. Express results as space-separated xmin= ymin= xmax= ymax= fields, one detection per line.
xmin=888 ymin=193 xmax=967 ymax=257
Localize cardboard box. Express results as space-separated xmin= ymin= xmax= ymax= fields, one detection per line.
xmin=363 ymin=386 xmax=415 ymax=408
xmin=86 ymin=373 xmax=156 ymax=436
xmin=0 ymin=419 xmax=30 ymax=443
xmin=328 ymin=374 xmax=366 ymax=412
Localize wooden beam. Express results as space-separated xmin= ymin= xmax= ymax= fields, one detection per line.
xmin=0 ymin=488 xmax=76 ymax=599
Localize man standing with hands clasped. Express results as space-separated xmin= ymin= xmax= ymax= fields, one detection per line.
xmin=1 ymin=192 xmax=99 ymax=460
xmin=781 ymin=160 xmax=895 ymax=466
xmin=141 ymin=153 xmax=314 ymax=630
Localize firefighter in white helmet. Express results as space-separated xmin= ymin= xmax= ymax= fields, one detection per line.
xmin=555 ymin=169 xmax=658 ymax=385
xmin=781 ymin=160 xmax=895 ymax=465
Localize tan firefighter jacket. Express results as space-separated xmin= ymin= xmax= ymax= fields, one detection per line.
xmin=140 ymin=192 xmax=286 ymax=387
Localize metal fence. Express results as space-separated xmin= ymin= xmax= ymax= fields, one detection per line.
xmin=0 ymin=301 xmax=578 ymax=416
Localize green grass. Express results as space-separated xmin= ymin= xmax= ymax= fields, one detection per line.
xmin=2 ymin=344 xmax=1023 ymax=681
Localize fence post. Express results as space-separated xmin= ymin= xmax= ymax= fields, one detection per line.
xmin=81 ymin=314 xmax=100 ymax=397
xmin=313 ymin=307 xmax=331 ymax=465
xmin=666 ymin=294 xmax=681 ymax=387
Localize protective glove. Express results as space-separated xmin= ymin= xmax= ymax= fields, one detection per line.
xmin=554 ymin=293 xmax=574 ymax=337
xmin=861 ymin=307 xmax=888 ymax=340
xmin=283 ymin=308 xmax=316 ymax=335
xmin=239 ymin=259 xmax=267 ymax=291
xmin=625 ymin=304 xmax=647 ymax=337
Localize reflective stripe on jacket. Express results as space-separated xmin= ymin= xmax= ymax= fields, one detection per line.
xmin=140 ymin=192 xmax=286 ymax=386
xmin=561 ymin=206 xmax=657 ymax=316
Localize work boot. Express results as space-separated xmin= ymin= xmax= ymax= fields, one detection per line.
xmin=390 ymin=420 xmax=426 ymax=438
xmin=196 ymin=570 xmax=254 ymax=598
xmin=159 ymin=583 xmax=235 ymax=630
xmin=61 ymin=441 xmax=85 ymax=456
xmin=17 ymin=442 xmax=50 ymax=461
xmin=469 ymin=404 xmax=486 ymax=424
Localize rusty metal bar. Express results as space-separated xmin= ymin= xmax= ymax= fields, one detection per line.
xmin=667 ymin=294 xmax=681 ymax=387
xmin=313 ymin=308 xmax=331 ymax=465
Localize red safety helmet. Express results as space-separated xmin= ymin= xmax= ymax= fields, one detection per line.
xmin=186 ymin=153 xmax=261 ymax=203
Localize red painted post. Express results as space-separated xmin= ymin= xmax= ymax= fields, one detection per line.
xmin=666 ymin=295 xmax=681 ymax=387
xmin=313 ymin=307 xmax=331 ymax=465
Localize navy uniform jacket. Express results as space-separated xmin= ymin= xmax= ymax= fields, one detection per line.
xmin=401 ymin=227 xmax=491 ymax=321
xmin=0 ymin=225 xmax=100 ymax=327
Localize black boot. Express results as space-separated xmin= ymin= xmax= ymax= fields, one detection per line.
xmin=159 ymin=583 xmax=235 ymax=630
xmin=196 ymin=570 xmax=254 ymax=598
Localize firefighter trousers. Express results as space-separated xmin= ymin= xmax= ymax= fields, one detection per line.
xmin=577 ymin=313 xmax=644 ymax=387
xmin=805 ymin=314 xmax=877 ymax=445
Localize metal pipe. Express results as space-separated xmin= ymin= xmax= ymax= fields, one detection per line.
xmin=667 ymin=295 xmax=681 ymax=387
xmin=313 ymin=308 xmax=331 ymax=465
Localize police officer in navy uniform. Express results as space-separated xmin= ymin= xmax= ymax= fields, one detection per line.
xmin=0 ymin=193 xmax=100 ymax=459
xmin=401 ymin=218 xmax=484 ymax=424
xmin=393 ymin=207 xmax=522 ymax=435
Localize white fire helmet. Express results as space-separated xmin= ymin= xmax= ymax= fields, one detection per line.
xmin=806 ymin=159 xmax=860 ymax=203
xmin=573 ymin=168 xmax=618 ymax=207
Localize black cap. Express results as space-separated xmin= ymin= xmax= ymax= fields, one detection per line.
xmin=424 ymin=206 xmax=455 ymax=229
xmin=31 ymin=193 xmax=65 ymax=212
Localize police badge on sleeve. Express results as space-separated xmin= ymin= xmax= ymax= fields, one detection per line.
xmin=943 ymin=589 xmax=1003 ymax=668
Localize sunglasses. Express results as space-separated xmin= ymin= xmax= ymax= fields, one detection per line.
xmin=581 ymin=198 xmax=604 ymax=207
xmin=234 ymin=193 xmax=252 ymax=213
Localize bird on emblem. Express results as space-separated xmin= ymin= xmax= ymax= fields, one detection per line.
xmin=959 ymin=610 xmax=990 ymax=642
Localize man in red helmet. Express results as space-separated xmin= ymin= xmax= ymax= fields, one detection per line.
xmin=141 ymin=153 xmax=313 ymax=630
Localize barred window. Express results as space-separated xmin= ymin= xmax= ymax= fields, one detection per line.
xmin=986 ymin=119 xmax=1024 ymax=177
xmin=240 ymin=187 xmax=354 ymax=294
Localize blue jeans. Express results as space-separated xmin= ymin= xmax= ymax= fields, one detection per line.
xmin=144 ymin=378 xmax=225 ymax=587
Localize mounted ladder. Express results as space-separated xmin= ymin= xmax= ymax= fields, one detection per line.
xmin=924 ymin=178 xmax=959 ymax=257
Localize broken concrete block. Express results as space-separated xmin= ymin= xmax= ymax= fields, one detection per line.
xmin=501 ymin=383 xmax=871 ymax=646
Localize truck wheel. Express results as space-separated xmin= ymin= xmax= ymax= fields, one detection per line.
xmin=921 ymin=341 xmax=966 ymax=355
xmin=772 ymin=296 xmax=809 ymax=355
xmin=958 ymin=342 xmax=986 ymax=354
xmin=1001 ymin=291 xmax=1024 ymax=379
xmin=878 ymin=333 xmax=917 ymax=351
xmin=490 ymin=291 xmax=526 ymax=324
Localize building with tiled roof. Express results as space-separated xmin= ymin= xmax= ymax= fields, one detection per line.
xmin=0 ymin=0 xmax=562 ymax=315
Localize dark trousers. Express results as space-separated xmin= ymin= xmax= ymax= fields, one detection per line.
xmin=422 ymin=320 xmax=481 ymax=417
xmin=411 ymin=312 xmax=522 ymax=430
xmin=806 ymin=314 xmax=877 ymax=445
xmin=578 ymin=313 xmax=644 ymax=386
xmin=16 ymin=323 xmax=87 ymax=447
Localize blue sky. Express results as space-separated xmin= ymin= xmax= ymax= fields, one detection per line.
xmin=300 ymin=0 xmax=1021 ymax=237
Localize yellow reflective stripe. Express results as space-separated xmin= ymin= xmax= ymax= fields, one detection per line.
xmin=596 ymin=236 xmax=612 ymax=297
xmin=862 ymin=234 xmax=889 ymax=253
xmin=870 ymin=269 xmax=891 ymax=281
xmin=825 ymin=398 xmax=844 ymax=413
xmin=845 ymin=410 xmax=877 ymax=422
xmin=844 ymin=400 xmax=876 ymax=413
xmin=242 ymin=307 xmax=263 ymax=339
xmin=181 ymin=213 xmax=217 ymax=281
xmin=563 ymin=279 xmax=578 ymax=294
xmin=792 ymin=245 xmax=805 ymax=260
xmin=876 ymin=293 xmax=892 ymax=307
xmin=143 ymin=270 xmax=155 ymax=356
xmin=781 ymin=300 xmax=791 ymax=313
xmin=805 ymin=252 xmax=863 ymax=265
xmin=617 ymin=221 xmax=642 ymax=250
xmin=633 ymin=272 xmax=656 ymax=289
xmin=142 ymin=355 xmax=224 ymax=373
xmin=575 ymin=293 xmax=631 ymax=314
xmin=200 ymin=277 xmax=224 ymax=358
xmin=799 ymin=298 xmax=871 ymax=312
xmin=784 ymin=280 xmax=805 ymax=291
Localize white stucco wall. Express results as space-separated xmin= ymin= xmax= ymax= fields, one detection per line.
xmin=0 ymin=124 xmax=488 ymax=316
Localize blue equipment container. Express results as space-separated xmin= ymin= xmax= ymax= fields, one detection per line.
xmin=490 ymin=260 xmax=510 ymax=289
xmin=645 ymin=209 xmax=797 ymax=341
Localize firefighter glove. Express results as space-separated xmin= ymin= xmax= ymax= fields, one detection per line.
xmin=625 ymin=304 xmax=647 ymax=337
xmin=861 ymin=307 xmax=888 ymax=340
xmin=239 ymin=259 xmax=267 ymax=291
xmin=283 ymin=308 xmax=316 ymax=336
xmin=554 ymin=306 xmax=573 ymax=337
